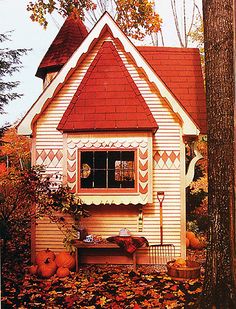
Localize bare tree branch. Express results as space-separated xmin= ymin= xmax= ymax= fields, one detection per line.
xmin=171 ymin=0 xmax=184 ymax=47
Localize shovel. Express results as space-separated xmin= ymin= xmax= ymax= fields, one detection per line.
xmin=149 ymin=191 xmax=175 ymax=265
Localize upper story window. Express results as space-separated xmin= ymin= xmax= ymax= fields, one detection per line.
xmin=80 ymin=150 xmax=136 ymax=190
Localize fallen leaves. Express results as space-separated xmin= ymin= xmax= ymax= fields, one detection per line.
xmin=2 ymin=264 xmax=204 ymax=308
xmin=2 ymin=237 xmax=204 ymax=309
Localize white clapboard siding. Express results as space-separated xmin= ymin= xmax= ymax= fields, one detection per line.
xmin=33 ymin=33 xmax=185 ymax=262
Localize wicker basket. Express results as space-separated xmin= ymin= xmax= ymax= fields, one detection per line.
xmin=167 ymin=260 xmax=200 ymax=280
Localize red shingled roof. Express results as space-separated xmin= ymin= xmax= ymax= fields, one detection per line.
xmin=36 ymin=14 xmax=88 ymax=79
xmin=57 ymin=41 xmax=158 ymax=132
xmin=137 ymin=47 xmax=207 ymax=133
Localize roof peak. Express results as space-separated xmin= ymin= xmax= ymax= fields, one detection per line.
xmin=36 ymin=13 xmax=88 ymax=79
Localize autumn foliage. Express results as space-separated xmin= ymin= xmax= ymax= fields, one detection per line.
xmin=27 ymin=0 xmax=162 ymax=39
xmin=0 ymin=127 xmax=30 ymax=170
xmin=115 ymin=0 xmax=162 ymax=39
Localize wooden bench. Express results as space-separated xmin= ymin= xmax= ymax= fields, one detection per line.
xmin=72 ymin=240 xmax=137 ymax=271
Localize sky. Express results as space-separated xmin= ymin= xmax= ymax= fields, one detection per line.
xmin=0 ymin=0 xmax=201 ymax=127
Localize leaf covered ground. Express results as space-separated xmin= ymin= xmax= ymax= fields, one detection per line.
xmin=2 ymin=263 xmax=203 ymax=308
xmin=1 ymin=233 xmax=205 ymax=309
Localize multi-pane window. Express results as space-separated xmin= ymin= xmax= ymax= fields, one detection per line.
xmin=80 ymin=151 xmax=135 ymax=189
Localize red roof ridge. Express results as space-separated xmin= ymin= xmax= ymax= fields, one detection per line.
xmin=36 ymin=13 xmax=88 ymax=79
xmin=58 ymin=41 xmax=158 ymax=132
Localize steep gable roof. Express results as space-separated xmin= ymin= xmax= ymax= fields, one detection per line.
xmin=18 ymin=13 xmax=202 ymax=136
xmin=58 ymin=41 xmax=158 ymax=132
xmin=36 ymin=14 xmax=88 ymax=79
xmin=138 ymin=47 xmax=206 ymax=133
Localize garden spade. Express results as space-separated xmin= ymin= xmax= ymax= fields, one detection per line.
xmin=149 ymin=191 xmax=175 ymax=265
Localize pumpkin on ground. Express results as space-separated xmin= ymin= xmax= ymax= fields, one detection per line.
xmin=186 ymin=231 xmax=195 ymax=241
xmin=55 ymin=252 xmax=75 ymax=270
xmin=35 ymin=248 xmax=56 ymax=265
xmin=56 ymin=267 xmax=70 ymax=278
xmin=37 ymin=258 xmax=57 ymax=278
xmin=190 ymin=237 xmax=200 ymax=249
xmin=29 ymin=265 xmax=38 ymax=275
xmin=186 ymin=237 xmax=190 ymax=248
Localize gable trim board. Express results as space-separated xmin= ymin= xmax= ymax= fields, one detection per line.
xmin=17 ymin=13 xmax=200 ymax=136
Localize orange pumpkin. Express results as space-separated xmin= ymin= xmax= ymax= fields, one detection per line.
xmin=190 ymin=237 xmax=200 ymax=249
xmin=56 ymin=267 xmax=70 ymax=278
xmin=37 ymin=258 xmax=57 ymax=278
xmin=55 ymin=252 xmax=75 ymax=270
xmin=186 ymin=237 xmax=190 ymax=248
xmin=36 ymin=248 xmax=56 ymax=265
xmin=186 ymin=231 xmax=195 ymax=241
xmin=29 ymin=265 xmax=38 ymax=275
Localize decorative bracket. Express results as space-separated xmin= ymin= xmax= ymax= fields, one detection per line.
xmin=185 ymin=141 xmax=203 ymax=188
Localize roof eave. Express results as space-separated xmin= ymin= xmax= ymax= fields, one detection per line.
xmin=57 ymin=126 xmax=158 ymax=133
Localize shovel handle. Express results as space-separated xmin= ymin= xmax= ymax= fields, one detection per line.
xmin=157 ymin=191 xmax=165 ymax=245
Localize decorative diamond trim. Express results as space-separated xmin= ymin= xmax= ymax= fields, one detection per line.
xmin=153 ymin=150 xmax=180 ymax=169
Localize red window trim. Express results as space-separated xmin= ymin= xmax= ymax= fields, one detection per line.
xmin=77 ymin=148 xmax=138 ymax=194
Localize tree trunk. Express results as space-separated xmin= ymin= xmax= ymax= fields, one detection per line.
xmin=200 ymin=0 xmax=236 ymax=308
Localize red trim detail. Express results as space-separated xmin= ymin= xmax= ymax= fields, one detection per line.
xmin=139 ymin=161 xmax=148 ymax=171
xmin=139 ymin=172 xmax=148 ymax=183
xmin=67 ymin=174 xmax=76 ymax=183
xmin=67 ymin=150 xmax=76 ymax=161
xmin=139 ymin=149 xmax=148 ymax=160
xmin=67 ymin=161 xmax=76 ymax=172
xmin=70 ymin=184 xmax=76 ymax=193
xmin=139 ymin=184 xmax=148 ymax=194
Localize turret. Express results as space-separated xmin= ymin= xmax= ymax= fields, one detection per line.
xmin=36 ymin=13 xmax=88 ymax=88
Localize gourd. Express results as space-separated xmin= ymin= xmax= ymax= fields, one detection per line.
xmin=56 ymin=267 xmax=70 ymax=278
xmin=37 ymin=258 xmax=57 ymax=278
xmin=55 ymin=252 xmax=75 ymax=270
xmin=36 ymin=248 xmax=56 ymax=265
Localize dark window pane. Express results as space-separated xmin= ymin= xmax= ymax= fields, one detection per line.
xmin=108 ymin=170 xmax=120 ymax=188
xmin=121 ymin=179 xmax=135 ymax=188
xmin=108 ymin=151 xmax=120 ymax=169
xmin=121 ymin=151 xmax=134 ymax=161
xmin=94 ymin=170 xmax=106 ymax=188
xmin=95 ymin=151 xmax=106 ymax=169
xmin=81 ymin=151 xmax=93 ymax=166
